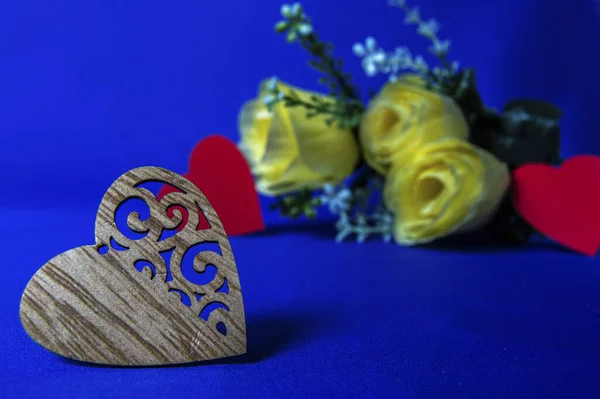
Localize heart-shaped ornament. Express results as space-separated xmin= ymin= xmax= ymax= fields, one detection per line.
xmin=20 ymin=167 xmax=246 ymax=366
xmin=512 ymin=155 xmax=600 ymax=256
xmin=157 ymin=135 xmax=264 ymax=236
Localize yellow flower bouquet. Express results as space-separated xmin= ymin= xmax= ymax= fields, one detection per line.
xmin=238 ymin=0 xmax=562 ymax=245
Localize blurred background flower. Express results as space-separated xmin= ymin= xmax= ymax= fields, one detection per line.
xmin=238 ymin=78 xmax=360 ymax=196
xmin=384 ymin=137 xmax=510 ymax=244
xmin=359 ymin=75 xmax=469 ymax=175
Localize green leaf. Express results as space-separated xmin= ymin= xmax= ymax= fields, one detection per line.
xmin=286 ymin=30 xmax=298 ymax=43
xmin=488 ymin=194 xmax=536 ymax=244
xmin=275 ymin=21 xmax=289 ymax=33
xmin=503 ymin=99 xmax=563 ymax=120
xmin=474 ymin=109 xmax=562 ymax=168
xmin=349 ymin=114 xmax=363 ymax=127
xmin=450 ymin=70 xmax=485 ymax=137
xmin=289 ymin=207 xmax=302 ymax=218
xmin=287 ymin=89 xmax=300 ymax=100
xmin=304 ymin=206 xmax=317 ymax=218
xmin=308 ymin=59 xmax=327 ymax=72
xmin=453 ymin=69 xmax=481 ymax=104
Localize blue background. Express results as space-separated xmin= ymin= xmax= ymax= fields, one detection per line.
xmin=2 ymin=0 xmax=600 ymax=397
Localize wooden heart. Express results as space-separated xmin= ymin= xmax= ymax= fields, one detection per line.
xmin=19 ymin=167 xmax=246 ymax=366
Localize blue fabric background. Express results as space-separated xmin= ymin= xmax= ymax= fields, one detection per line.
xmin=1 ymin=0 xmax=600 ymax=397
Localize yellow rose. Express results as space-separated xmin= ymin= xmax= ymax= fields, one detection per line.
xmin=238 ymin=79 xmax=360 ymax=196
xmin=360 ymin=75 xmax=469 ymax=175
xmin=384 ymin=138 xmax=510 ymax=245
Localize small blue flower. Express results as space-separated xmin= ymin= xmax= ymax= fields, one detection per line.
xmin=429 ymin=39 xmax=450 ymax=56
xmin=365 ymin=37 xmax=377 ymax=51
xmin=290 ymin=3 xmax=303 ymax=17
xmin=404 ymin=7 xmax=420 ymax=24
xmin=262 ymin=94 xmax=277 ymax=107
xmin=281 ymin=4 xmax=292 ymax=18
xmin=352 ymin=43 xmax=366 ymax=57
xmin=412 ymin=56 xmax=428 ymax=73
xmin=417 ymin=19 xmax=439 ymax=38
xmin=388 ymin=0 xmax=406 ymax=7
xmin=321 ymin=184 xmax=352 ymax=214
xmin=265 ymin=77 xmax=278 ymax=92
xmin=297 ymin=23 xmax=313 ymax=36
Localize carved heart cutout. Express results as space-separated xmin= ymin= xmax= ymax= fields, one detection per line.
xmin=20 ymin=167 xmax=246 ymax=366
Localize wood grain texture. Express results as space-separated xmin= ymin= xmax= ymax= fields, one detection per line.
xmin=20 ymin=167 xmax=246 ymax=366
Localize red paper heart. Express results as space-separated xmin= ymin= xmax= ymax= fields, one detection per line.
xmin=158 ymin=135 xmax=264 ymax=236
xmin=512 ymin=155 xmax=600 ymax=256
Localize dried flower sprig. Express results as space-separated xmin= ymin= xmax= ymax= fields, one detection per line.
xmin=273 ymin=3 xmax=365 ymax=129
xmin=352 ymin=37 xmax=430 ymax=82
xmin=263 ymin=77 xmax=363 ymax=129
xmin=320 ymin=182 xmax=394 ymax=243
xmin=269 ymin=187 xmax=321 ymax=219
xmin=268 ymin=3 xmax=373 ymax=220
xmin=391 ymin=0 xmax=454 ymax=67
xmin=336 ymin=210 xmax=395 ymax=243
xmin=353 ymin=0 xmax=460 ymax=94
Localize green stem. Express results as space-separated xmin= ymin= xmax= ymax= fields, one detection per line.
xmin=283 ymin=94 xmax=334 ymax=113
xmin=300 ymin=34 xmax=361 ymax=102
xmin=346 ymin=165 xmax=382 ymax=209
xmin=437 ymin=53 xmax=453 ymax=71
